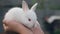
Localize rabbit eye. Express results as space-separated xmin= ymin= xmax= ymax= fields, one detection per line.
xmin=28 ymin=19 xmax=31 ymax=21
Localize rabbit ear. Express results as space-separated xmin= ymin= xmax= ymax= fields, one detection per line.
xmin=22 ymin=0 xmax=29 ymax=12
xmin=31 ymin=3 xmax=38 ymax=11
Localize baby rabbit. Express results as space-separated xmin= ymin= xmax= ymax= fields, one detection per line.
xmin=3 ymin=0 xmax=38 ymax=28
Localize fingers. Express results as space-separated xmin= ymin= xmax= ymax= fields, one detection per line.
xmin=3 ymin=24 xmax=7 ymax=31
xmin=3 ymin=19 xmax=9 ymax=31
xmin=3 ymin=20 xmax=17 ymax=31
xmin=32 ymin=21 xmax=44 ymax=34
xmin=3 ymin=24 xmax=12 ymax=31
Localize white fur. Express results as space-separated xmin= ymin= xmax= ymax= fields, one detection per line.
xmin=3 ymin=0 xmax=38 ymax=28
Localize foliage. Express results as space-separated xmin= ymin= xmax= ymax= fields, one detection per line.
xmin=54 ymin=29 xmax=60 ymax=34
xmin=49 ymin=5 xmax=60 ymax=10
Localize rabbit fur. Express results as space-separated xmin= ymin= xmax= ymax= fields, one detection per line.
xmin=3 ymin=0 xmax=39 ymax=28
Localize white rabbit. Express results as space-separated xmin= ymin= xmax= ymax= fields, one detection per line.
xmin=3 ymin=0 xmax=38 ymax=28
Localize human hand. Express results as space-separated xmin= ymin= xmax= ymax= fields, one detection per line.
xmin=3 ymin=20 xmax=33 ymax=34
xmin=3 ymin=20 xmax=44 ymax=34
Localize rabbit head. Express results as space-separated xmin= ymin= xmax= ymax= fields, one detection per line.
xmin=22 ymin=0 xmax=38 ymax=23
